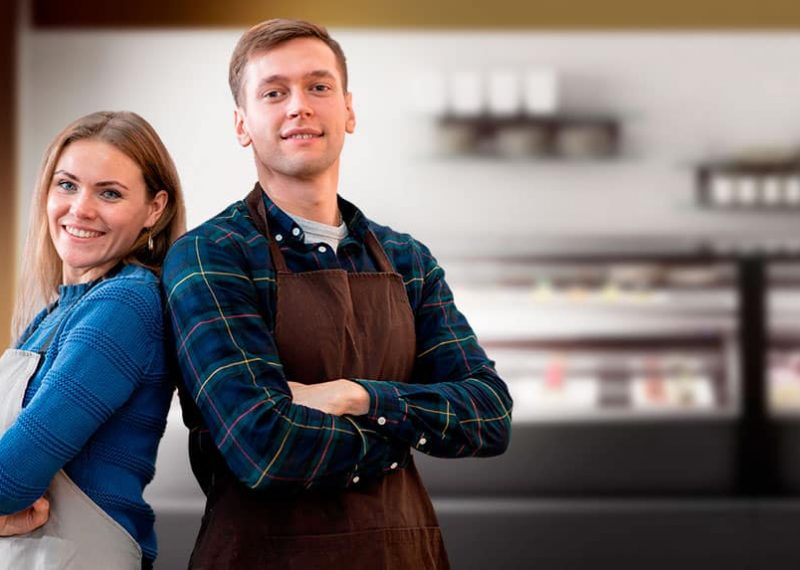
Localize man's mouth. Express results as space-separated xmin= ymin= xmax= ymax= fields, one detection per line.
xmin=64 ymin=225 xmax=104 ymax=238
xmin=281 ymin=128 xmax=323 ymax=140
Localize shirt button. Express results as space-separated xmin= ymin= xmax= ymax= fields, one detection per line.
xmin=292 ymin=227 xmax=301 ymax=236
xmin=274 ymin=234 xmax=283 ymax=242
xmin=418 ymin=436 xmax=427 ymax=446
xmin=317 ymin=245 xmax=327 ymax=253
xmin=390 ymin=462 xmax=398 ymax=470
xmin=352 ymin=475 xmax=360 ymax=484
xmin=377 ymin=416 xmax=387 ymax=426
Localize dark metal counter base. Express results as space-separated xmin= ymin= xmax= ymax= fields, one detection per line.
xmin=436 ymin=498 xmax=800 ymax=570
xmin=415 ymin=421 xmax=738 ymax=496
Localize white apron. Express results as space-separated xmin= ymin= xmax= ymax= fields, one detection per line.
xmin=0 ymin=345 xmax=143 ymax=569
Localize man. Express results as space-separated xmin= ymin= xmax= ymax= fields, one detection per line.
xmin=163 ymin=18 xmax=512 ymax=569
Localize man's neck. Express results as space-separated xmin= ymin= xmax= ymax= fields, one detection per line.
xmin=258 ymin=169 xmax=341 ymax=226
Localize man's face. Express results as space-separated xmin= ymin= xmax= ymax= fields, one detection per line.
xmin=234 ymin=37 xmax=356 ymax=181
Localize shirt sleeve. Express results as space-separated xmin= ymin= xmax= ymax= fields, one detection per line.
xmin=0 ymin=283 xmax=161 ymax=514
xmin=353 ymin=240 xmax=513 ymax=458
xmin=162 ymin=234 xmax=402 ymax=492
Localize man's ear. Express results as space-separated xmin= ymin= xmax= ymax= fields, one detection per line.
xmin=345 ymin=92 xmax=356 ymax=134
xmin=234 ymin=107 xmax=252 ymax=147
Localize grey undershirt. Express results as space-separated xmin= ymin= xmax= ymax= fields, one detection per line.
xmin=285 ymin=211 xmax=349 ymax=251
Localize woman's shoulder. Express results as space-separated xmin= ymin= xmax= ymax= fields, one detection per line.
xmin=80 ymin=264 xmax=164 ymax=323
xmin=110 ymin=263 xmax=159 ymax=284
xmin=94 ymin=264 xmax=159 ymax=292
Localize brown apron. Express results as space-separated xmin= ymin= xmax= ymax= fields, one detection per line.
xmin=188 ymin=187 xmax=449 ymax=569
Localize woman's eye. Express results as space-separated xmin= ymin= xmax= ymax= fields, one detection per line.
xmin=58 ymin=180 xmax=76 ymax=192
xmin=99 ymin=189 xmax=122 ymax=200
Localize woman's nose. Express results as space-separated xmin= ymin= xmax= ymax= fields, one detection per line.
xmin=70 ymin=191 xmax=96 ymax=219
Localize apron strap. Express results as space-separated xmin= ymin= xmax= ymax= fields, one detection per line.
xmin=364 ymin=231 xmax=395 ymax=273
xmin=244 ymin=183 xmax=397 ymax=275
xmin=245 ymin=184 xmax=289 ymax=273
xmin=37 ymin=316 xmax=63 ymax=355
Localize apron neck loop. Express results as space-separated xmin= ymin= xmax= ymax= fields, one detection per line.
xmin=364 ymin=231 xmax=394 ymax=273
xmin=38 ymin=320 xmax=61 ymax=355
xmin=244 ymin=183 xmax=397 ymax=275
xmin=245 ymin=184 xmax=289 ymax=273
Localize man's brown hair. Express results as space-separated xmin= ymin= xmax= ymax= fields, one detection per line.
xmin=229 ymin=19 xmax=349 ymax=106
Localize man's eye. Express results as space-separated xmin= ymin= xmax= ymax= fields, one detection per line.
xmin=311 ymin=84 xmax=331 ymax=92
xmin=58 ymin=180 xmax=76 ymax=192
xmin=263 ymin=90 xmax=283 ymax=99
xmin=99 ymin=189 xmax=122 ymax=200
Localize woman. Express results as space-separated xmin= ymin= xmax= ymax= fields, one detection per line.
xmin=0 ymin=111 xmax=186 ymax=569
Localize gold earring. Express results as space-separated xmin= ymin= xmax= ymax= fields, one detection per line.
xmin=147 ymin=229 xmax=154 ymax=251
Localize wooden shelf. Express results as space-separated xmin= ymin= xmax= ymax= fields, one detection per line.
xmin=436 ymin=113 xmax=621 ymax=159
xmin=697 ymin=160 xmax=800 ymax=211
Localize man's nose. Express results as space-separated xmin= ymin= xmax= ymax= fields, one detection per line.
xmin=286 ymin=90 xmax=313 ymax=118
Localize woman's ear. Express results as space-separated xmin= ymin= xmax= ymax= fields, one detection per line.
xmin=145 ymin=190 xmax=169 ymax=229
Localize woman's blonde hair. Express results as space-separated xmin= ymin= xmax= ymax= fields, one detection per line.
xmin=12 ymin=111 xmax=186 ymax=339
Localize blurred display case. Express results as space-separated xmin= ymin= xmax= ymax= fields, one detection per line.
xmin=767 ymin=262 xmax=800 ymax=493
xmin=768 ymin=263 xmax=800 ymax=416
xmin=449 ymin=259 xmax=739 ymax=422
xmin=491 ymin=339 xmax=726 ymax=421
xmin=416 ymin=251 xmax=742 ymax=496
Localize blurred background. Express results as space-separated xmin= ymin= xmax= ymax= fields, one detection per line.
xmin=4 ymin=1 xmax=800 ymax=568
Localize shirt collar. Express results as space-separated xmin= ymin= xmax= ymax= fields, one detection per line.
xmin=256 ymin=183 xmax=370 ymax=246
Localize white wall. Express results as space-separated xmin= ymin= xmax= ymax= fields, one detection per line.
xmin=18 ymin=29 xmax=800 ymax=259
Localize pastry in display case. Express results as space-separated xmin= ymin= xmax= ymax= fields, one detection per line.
xmin=629 ymin=356 xmax=716 ymax=411
xmin=498 ymin=352 xmax=601 ymax=420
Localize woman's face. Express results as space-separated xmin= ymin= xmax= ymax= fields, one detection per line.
xmin=47 ymin=139 xmax=167 ymax=284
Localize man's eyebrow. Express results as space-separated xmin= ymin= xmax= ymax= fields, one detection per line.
xmin=258 ymin=70 xmax=337 ymax=86
xmin=306 ymin=70 xmax=336 ymax=80
xmin=259 ymin=74 xmax=288 ymax=86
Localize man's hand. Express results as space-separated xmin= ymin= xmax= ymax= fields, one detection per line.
xmin=0 ymin=497 xmax=50 ymax=536
xmin=288 ymin=380 xmax=370 ymax=416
